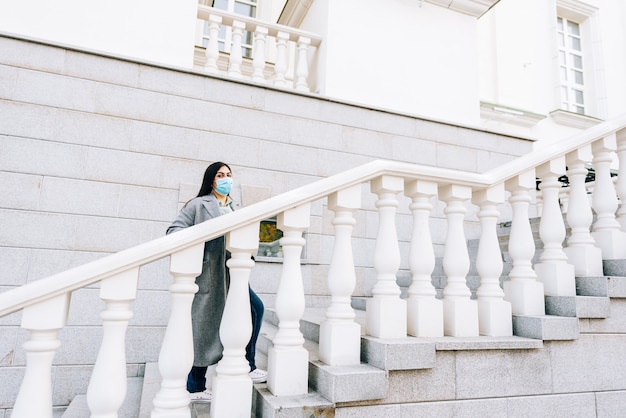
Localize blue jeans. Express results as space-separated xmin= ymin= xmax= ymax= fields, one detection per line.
xmin=187 ymin=286 xmax=264 ymax=392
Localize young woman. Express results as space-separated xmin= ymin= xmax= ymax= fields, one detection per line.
xmin=167 ymin=162 xmax=267 ymax=402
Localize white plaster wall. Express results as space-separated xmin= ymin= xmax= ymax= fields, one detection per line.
xmin=478 ymin=0 xmax=626 ymax=146
xmin=479 ymin=0 xmax=557 ymax=115
xmin=598 ymin=0 xmax=626 ymax=118
xmin=312 ymin=0 xmax=481 ymax=127
xmin=0 ymin=0 xmax=198 ymax=68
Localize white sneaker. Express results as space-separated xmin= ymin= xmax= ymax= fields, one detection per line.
xmin=249 ymin=368 xmax=268 ymax=383
xmin=189 ymin=389 xmax=212 ymax=402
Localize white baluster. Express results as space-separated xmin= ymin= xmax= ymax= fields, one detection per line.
xmin=228 ymin=20 xmax=245 ymax=78
xmin=366 ymin=176 xmax=407 ymax=338
xmin=473 ymin=185 xmax=512 ymax=336
xmin=13 ymin=294 xmax=70 ymax=418
xmin=152 ymin=243 xmax=204 ymax=418
xmin=564 ymin=146 xmax=604 ymax=276
xmin=440 ymin=185 xmax=478 ymax=337
xmin=616 ymin=128 xmax=626 ymax=231
xmin=268 ymin=205 xmax=310 ymax=396
xmin=534 ymin=157 xmax=576 ymax=296
xmin=252 ymin=26 xmax=268 ymax=83
xmin=591 ymin=136 xmax=626 ymax=259
xmin=204 ymin=14 xmax=222 ymax=74
xmin=503 ymin=170 xmax=545 ymax=315
xmin=319 ymin=185 xmax=362 ymax=365
xmin=536 ymin=193 xmax=543 ymax=218
xmin=88 ymin=268 xmax=139 ymax=417
xmin=273 ymin=31 xmax=289 ymax=87
xmin=211 ymin=223 xmax=259 ymax=418
xmin=294 ymin=36 xmax=311 ymax=92
xmin=559 ymin=188 xmax=569 ymax=214
xmin=405 ymin=180 xmax=443 ymax=337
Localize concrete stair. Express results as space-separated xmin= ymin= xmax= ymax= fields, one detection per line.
xmin=251 ymin=306 xmax=545 ymax=418
xmin=62 ymin=376 xmax=144 ymax=417
xmin=60 ymin=269 xmax=626 ymax=417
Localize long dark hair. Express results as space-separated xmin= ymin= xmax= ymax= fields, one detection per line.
xmin=197 ymin=161 xmax=231 ymax=197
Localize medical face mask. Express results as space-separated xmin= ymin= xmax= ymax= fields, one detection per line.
xmin=214 ymin=177 xmax=233 ymax=195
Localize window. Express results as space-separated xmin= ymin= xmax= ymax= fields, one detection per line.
xmin=202 ymin=0 xmax=257 ymax=58
xmin=557 ymin=17 xmax=585 ymax=114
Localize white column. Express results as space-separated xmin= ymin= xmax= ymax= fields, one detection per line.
xmin=273 ymin=31 xmax=289 ymax=87
xmin=534 ymin=157 xmax=576 ymax=296
xmin=616 ymin=128 xmax=626 ymax=231
xmin=294 ymin=36 xmax=311 ymax=92
xmin=591 ymin=136 xmax=626 ymax=259
xmin=227 ymin=20 xmax=245 ymax=78
xmin=503 ymin=171 xmax=545 ymax=315
xmin=319 ymin=185 xmax=362 ymax=365
xmin=211 ymin=223 xmax=259 ymax=418
xmin=152 ymin=244 xmax=204 ymax=418
xmin=564 ymin=146 xmax=603 ymax=276
xmin=440 ymin=185 xmax=478 ymax=337
xmin=405 ymin=179 xmax=443 ymax=338
xmin=88 ymin=268 xmax=139 ymax=418
xmin=204 ymin=14 xmax=222 ymax=74
xmin=12 ymin=294 xmax=70 ymax=418
xmin=473 ymin=185 xmax=512 ymax=336
xmin=252 ymin=26 xmax=268 ymax=83
xmin=366 ymin=175 xmax=407 ymax=338
xmin=268 ymin=205 xmax=310 ymax=396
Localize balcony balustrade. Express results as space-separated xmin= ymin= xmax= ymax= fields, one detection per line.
xmin=195 ymin=3 xmax=322 ymax=93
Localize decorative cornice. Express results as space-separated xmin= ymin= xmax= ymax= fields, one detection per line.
xmin=550 ymin=109 xmax=603 ymax=129
xmin=556 ymin=0 xmax=598 ymax=21
xmin=278 ymin=0 xmax=501 ymax=26
xmin=277 ymin=0 xmax=314 ymax=27
xmin=480 ymin=102 xmax=546 ymax=128
xmin=426 ymin=0 xmax=501 ymax=18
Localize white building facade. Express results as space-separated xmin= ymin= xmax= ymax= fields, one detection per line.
xmin=2 ymin=0 xmax=624 ymax=144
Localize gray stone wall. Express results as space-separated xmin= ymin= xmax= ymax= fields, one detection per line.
xmin=0 ymin=33 xmax=533 ymax=410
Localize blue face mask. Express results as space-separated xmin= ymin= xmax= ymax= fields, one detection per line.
xmin=214 ymin=177 xmax=233 ymax=195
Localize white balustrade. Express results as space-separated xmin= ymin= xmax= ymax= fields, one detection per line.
xmin=503 ymin=170 xmax=545 ymax=315
xmin=12 ymin=294 xmax=70 ymax=418
xmin=319 ymin=185 xmax=362 ymax=365
xmin=273 ymin=31 xmax=289 ymax=87
xmin=196 ymin=6 xmax=321 ymax=92
xmin=616 ymin=128 xmax=626 ymax=231
xmin=268 ymin=205 xmax=310 ymax=396
xmin=405 ymin=180 xmax=443 ymax=338
xmin=252 ymin=26 xmax=268 ymax=83
xmin=366 ymin=176 xmax=406 ymax=338
xmin=227 ymin=20 xmax=245 ymax=78
xmin=152 ymin=243 xmax=204 ymax=418
xmin=564 ymin=147 xmax=603 ymax=276
xmin=87 ymin=268 xmax=139 ymax=417
xmin=534 ymin=158 xmax=576 ymax=296
xmin=591 ymin=136 xmax=626 ymax=259
xmin=473 ymin=185 xmax=512 ymax=336
xmin=440 ymin=185 xmax=478 ymax=337
xmin=204 ymin=14 xmax=222 ymax=73
xmin=294 ymin=36 xmax=311 ymax=92
xmin=211 ymin=223 xmax=259 ymax=418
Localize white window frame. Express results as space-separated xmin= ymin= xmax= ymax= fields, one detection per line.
xmin=557 ymin=17 xmax=585 ymax=114
xmin=553 ymin=0 xmax=604 ymax=122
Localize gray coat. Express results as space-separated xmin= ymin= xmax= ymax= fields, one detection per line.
xmin=166 ymin=194 xmax=232 ymax=367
